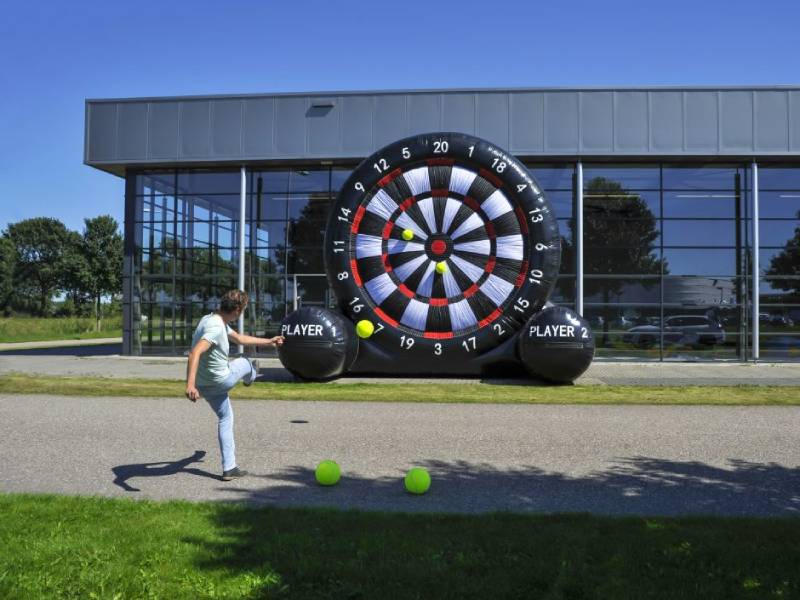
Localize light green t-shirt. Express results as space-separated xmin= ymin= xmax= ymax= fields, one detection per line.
xmin=192 ymin=313 xmax=234 ymax=387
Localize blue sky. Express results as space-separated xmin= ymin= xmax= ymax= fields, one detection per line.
xmin=0 ymin=0 xmax=798 ymax=234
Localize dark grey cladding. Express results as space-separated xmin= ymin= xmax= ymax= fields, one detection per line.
xmin=85 ymin=86 xmax=800 ymax=174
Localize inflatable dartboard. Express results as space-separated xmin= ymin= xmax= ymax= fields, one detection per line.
xmin=324 ymin=132 xmax=560 ymax=375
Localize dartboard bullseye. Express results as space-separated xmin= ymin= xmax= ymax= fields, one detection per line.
xmin=325 ymin=132 xmax=560 ymax=372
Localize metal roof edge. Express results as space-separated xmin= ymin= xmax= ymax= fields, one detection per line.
xmin=85 ymin=84 xmax=800 ymax=104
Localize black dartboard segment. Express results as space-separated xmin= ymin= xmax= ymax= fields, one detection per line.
xmin=325 ymin=132 xmax=561 ymax=361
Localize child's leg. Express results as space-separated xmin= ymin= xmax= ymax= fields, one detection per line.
xmin=229 ymin=356 xmax=257 ymax=385
xmin=201 ymin=389 xmax=236 ymax=472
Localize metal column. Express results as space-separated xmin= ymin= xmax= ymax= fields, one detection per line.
xmin=752 ymin=161 xmax=760 ymax=361
xmin=576 ymin=161 xmax=584 ymax=316
xmin=238 ymin=166 xmax=246 ymax=353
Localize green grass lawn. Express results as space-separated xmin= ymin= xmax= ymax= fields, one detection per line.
xmin=0 ymin=316 xmax=122 ymax=343
xmin=0 ymin=373 xmax=799 ymax=404
xmin=0 ymin=494 xmax=797 ymax=599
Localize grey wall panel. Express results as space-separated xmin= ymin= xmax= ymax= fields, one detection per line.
xmin=614 ymin=91 xmax=648 ymax=152
xmin=274 ymin=97 xmax=307 ymax=156
xmin=180 ymin=100 xmax=211 ymax=158
xmin=408 ymin=94 xmax=441 ymax=136
xmin=88 ymin=103 xmax=117 ymax=161
xmin=117 ymin=103 xmax=147 ymax=160
xmin=243 ymin=98 xmax=274 ymax=157
xmin=307 ymin=96 xmax=341 ymax=156
xmin=442 ymin=94 xmax=475 ymax=134
xmin=341 ymin=96 xmax=372 ymax=156
xmin=791 ymin=91 xmax=800 ymax=152
xmin=477 ymin=93 xmax=509 ymax=148
xmin=720 ymin=91 xmax=753 ymax=151
xmin=580 ymin=91 xmax=612 ymax=151
xmin=211 ymin=99 xmax=243 ymax=157
xmin=545 ymin=92 xmax=578 ymax=151
xmin=685 ymin=91 xmax=718 ymax=151
xmin=148 ymin=102 xmax=179 ymax=159
xmin=509 ymin=92 xmax=544 ymax=153
xmin=755 ymin=91 xmax=788 ymax=151
xmin=374 ymin=95 xmax=408 ymax=148
xmin=86 ymin=87 xmax=800 ymax=169
xmin=650 ymin=91 xmax=682 ymax=151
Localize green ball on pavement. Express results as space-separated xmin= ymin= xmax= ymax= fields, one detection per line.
xmin=356 ymin=319 xmax=374 ymax=338
xmin=402 ymin=229 xmax=414 ymax=241
xmin=435 ymin=261 xmax=448 ymax=274
xmin=404 ymin=467 xmax=431 ymax=495
xmin=315 ymin=460 xmax=341 ymax=486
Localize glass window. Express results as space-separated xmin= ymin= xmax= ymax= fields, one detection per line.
xmin=662 ymin=249 xmax=738 ymax=277
xmin=582 ymin=165 xmax=660 ymax=190
xmin=136 ymin=171 xmax=175 ymax=196
xmin=663 ymin=276 xmax=739 ymax=306
xmin=527 ymin=164 xmax=574 ymax=190
xmin=287 ymin=194 xmax=331 ymax=221
xmin=544 ymin=191 xmax=573 ymax=218
xmin=176 ymin=171 xmax=240 ymax=195
xmin=663 ymin=191 xmax=739 ymax=218
xmin=584 ymin=191 xmax=660 ymax=219
xmin=662 ymin=166 xmax=740 ymax=190
xmin=758 ymin=167 xmax=800 ymax=190
xmin=288 ymin=169 xmax=330 ymax=193
xmin=759 ymin=192 xmax=800 ymax=219
xmin=584 ymin=277 xmax=660 ymax=302
xmin=759 ymin=220 xmax=800 ymax=247
xmin=662 ymin=220 xmax=737 ymax=247
xmin=251 ymin=170 xmax=290 ymax=193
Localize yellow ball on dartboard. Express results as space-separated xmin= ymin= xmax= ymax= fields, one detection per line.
xmin=402 ymin=229 xmax=414 ymax=241
xmin=356 ymin=319 xmax=374 ymax=338
xmin=435 ymin=261 xmax=448 ymax=274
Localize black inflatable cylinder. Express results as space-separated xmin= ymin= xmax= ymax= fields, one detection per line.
xmin=277 ymin=307 xmax=358 ymax=381
xmin=517 ymin=305 xmax=595 ymax=383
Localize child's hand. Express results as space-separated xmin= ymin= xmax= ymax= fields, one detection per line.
xmin=269 ymin=336 xmax=285 ymax=347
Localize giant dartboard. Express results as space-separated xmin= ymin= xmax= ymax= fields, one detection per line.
xmin=325 ymin=132 xmax=560 ymax=372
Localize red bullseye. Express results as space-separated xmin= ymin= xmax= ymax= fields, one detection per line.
xmin=430 ymin=240 xmax=447 ymax=256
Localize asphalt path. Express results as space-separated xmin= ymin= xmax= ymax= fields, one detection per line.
xmin=2 ymin=394 xmax=799 ymax=516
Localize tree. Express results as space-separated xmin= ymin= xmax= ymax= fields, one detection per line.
xmin=0 ymin=235 xmax=14 ymax=315
xmin=6 ymin=217 xmax=71 ymax=315
xmin=765 ymin=211 xmax=800 ymax=301
xmin=81 ymin=216 xmax=123 ymax=330
xmin=60 ymin=230 xmax=93 ymax=316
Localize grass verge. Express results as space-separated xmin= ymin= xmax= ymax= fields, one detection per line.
xmin=0 ymin=493 xmax=797 ymax=599
xmin=0 ymin=316 xmax=122 ymax=343
xmin=0 ymin=373 xmax=799 ymax=404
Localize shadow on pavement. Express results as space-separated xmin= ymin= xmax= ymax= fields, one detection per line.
xmin=184 ymin=456 xmax=800 ymax=598
xmin=0 ymin=343 xmax=122 ymax=356
xmin=222 ymin=456 xmax=800 ymax=517
xmin=111 ymin=449 xmax=219 ymax=491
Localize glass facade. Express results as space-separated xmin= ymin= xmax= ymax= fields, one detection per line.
xmin=125 ymin=163 xmax=800 ymax=361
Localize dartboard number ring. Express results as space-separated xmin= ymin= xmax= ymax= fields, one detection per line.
xmin=324 ymin=132 xmax=561 ymax=359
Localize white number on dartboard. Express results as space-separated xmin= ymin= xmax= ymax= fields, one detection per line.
xmin=373 ymin=158 xmax=390 ymax=173
xmin=333 ymin=240 xmax=344 ymax=253
xmin=402 ymin=147 xmax=410 ymax=159
xmin=529 ymin=208 xmax=543 ymax=223
xmin=349 ymin=297 xmax=364 ymax=313
xmin=492 ymin=158 xmax=507 ymax=173
xmin=467 ymin=145 xmax=475 ymax=157
xmin=462 ymin=336 xmax=476 ymax=352
xmin=337 ymin=271 xmax=349 ymax=281
xmin=374 ymin=323 xmax=385 ymax=334
xmin=354 ymin=182 xmax=364 ymax=192
xmin=581 ymin=327 xmax=589 ymax=339
xmin=535 ymin=243 xmax=547 ymax=252
xmin=433 ymin=140 xmax=449 ymax=154
xmin=529 ymin=269 xmax=543 ymax=284
xmin=434 ymin=343 xmax=442 ymax=356
xmin=400 ymin=335 xmax=415 ymax=350
xmin=493 ymin=323 xmax=506 ymax=336
xmin=513 ymin=297 xmax=530 ymax=312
